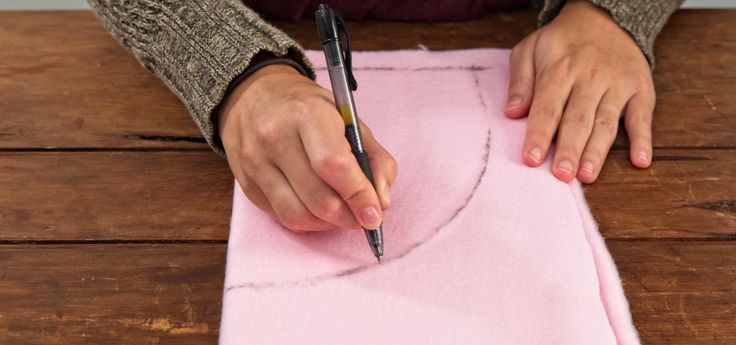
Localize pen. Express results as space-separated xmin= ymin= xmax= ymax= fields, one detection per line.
xmin=315 ymin=4 xmax=384 ymax=264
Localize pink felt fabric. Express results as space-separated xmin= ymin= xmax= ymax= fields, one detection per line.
xmin=219 ymin=49 xmax=640 ymax=344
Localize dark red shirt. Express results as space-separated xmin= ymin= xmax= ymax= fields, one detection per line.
xmin=244 ymin=0 xmax=529 ymax=21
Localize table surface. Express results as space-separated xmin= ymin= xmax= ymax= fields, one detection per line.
xmin=0 ymin=9 xmax=734 ymax=345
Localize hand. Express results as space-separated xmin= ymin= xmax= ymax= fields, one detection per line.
xmin=505 ymin=0 xmax=656 ymax=183
xmin=218 ymin=64 xmax=397 ymax=232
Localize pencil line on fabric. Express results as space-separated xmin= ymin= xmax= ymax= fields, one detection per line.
xmin=224 ymin=128 xmax=492 ymax=292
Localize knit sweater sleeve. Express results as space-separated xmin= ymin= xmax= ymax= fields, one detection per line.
xmin=537 ymin=0 xmax=685 ymax=68
xmin=87 ymin=0 xmax=315 ymax=155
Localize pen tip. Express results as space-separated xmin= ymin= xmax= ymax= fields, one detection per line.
xmin=377 ymin=256 xmax=383 ymax=264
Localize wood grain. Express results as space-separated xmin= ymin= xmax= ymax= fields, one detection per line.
xmin=0 ymin=11 xmax=203 ymax=150
xmin=646 ymin=10 xmax=736 ymax=149
xmin=0 ymin=244 xmax=225 ymax=345
xmin=609 ymin=240 xmax=736 ymax=345
xmin=586 ymin=150 xmax=736 ymax=239
xmin=0 ymin=242 xmax=732 ymax=344
xmin=1 ymin=10 xmax=734 ymax=150
xmin=1 ymin=9 xmax=734 ymax=344
xmin=1 ymin=149 xmax=734 ymax=241
xmin=0 ymin=152 xmax=232 ymax=241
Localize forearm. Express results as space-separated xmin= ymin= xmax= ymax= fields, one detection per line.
xmin=87 ymin=0 xmax=314 ymax=154
xmin=538 ymin=0 xmax=685 ymax=67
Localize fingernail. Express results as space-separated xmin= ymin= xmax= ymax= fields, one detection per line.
xmin=528 ymin=146 xmax=544 ymax=164
xmin=361 ymin=206 xmax=380 ymax=226
xmin=507 ymin=96 xmax=522 ymax=110
xmin=580 ymin=161 xmax=595 ymax=175
xmin=557 ymin=160 xmax=574 ymax=176
xmin=636 ymin=150 xmax=648 ymax=161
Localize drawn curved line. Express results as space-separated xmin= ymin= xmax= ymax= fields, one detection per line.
xmin=225 ymin=129 xmax=491 ymax=291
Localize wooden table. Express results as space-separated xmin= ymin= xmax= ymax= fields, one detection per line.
xmin=0 ymin=9 xmax=734 ymax=344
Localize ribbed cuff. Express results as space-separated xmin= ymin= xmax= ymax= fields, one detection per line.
xmin=212 ymin=55 xmax=311 ymax=152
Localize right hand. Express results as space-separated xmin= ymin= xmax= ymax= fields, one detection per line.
xmin=218 ymin=64 xmax=397 ymax=232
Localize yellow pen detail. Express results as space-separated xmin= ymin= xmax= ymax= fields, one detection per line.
xmin=339 ymin=104 xmax=355 ymax=125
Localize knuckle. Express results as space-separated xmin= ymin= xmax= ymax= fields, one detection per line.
xmin=280 ymin=212 xmax=311 ymax=231
xmin=586 ymin=68 xmax=610 ymax=87
xmin=285 ymin=97 xmax=312 ymax=115
xmin=595 ymin=116 xmax=619 ymax=136
xmin=237 ymin=154 xmax=261 ymax=178
xmin=565 ymin=110 xmax=593 ymax=128
xmin=597 ymin=103 xmax=622 ymax=120
xmin=343 ymin=183 xmax=373 ymax=206
xmin=626 ymin=111 xmax=651 ymax=128
xmin=240 ymin=179 xmax=256 ymax=195
xmin=511 ymin=74 xmax=533 ymax=90
xmin=237 ymin=140 xmax=259 ymax=162
xmin=236 ymin=147 xmax=251 ymax=164
xmin=274 ymin=196 xmax=311 ymax=231
xmin=631 ymin=74 xmax=654 ymax=93
xmin=312 ymin=194 xmax=344 ymax=222
xmin=313 ymin=152 xmax=350 ymax=176
xmin=535 ymin=103 xmax=561 ymax=120
xmin=255 ymin=120 xmax=282 ymax=145
xmin=552 ymin=56 xmax=574 ymax=75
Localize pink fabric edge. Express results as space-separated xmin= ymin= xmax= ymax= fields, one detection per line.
xmin=220 ymin=48 xmax=641 ymax=343
xmin=569 ymin=182 xmax=640 ymax=345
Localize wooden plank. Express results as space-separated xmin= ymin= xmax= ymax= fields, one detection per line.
xmin=0 ymin=244 xmax=225 ymax=344
xmin=587 ymin=150 xmax=736 ymax=239
xmin=1 ymin=10 xmax=734 ymax=150
xmin=645 ymin=10 xmax=736 ymax=149
xmin=276 ymin=10 xmax=536 ymax=50
xmin=0 ymin=152 xmax=233 ymax=241
xmin=0 ymin=241 xmax=733 ymax=344
xmin=609 ymin=240 xmax=736 ymax=345
xmin=0 ymin=11 xmax=204 ymax=150
xmin=1 ymin=149 xmax=733 ymax=241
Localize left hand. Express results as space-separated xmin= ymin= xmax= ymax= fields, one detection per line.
xmin=506 ymin=0 xmax=656 ymax=183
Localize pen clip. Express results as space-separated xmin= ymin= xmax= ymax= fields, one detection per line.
xmin=332 ymin=9 xmax=358 ymax=91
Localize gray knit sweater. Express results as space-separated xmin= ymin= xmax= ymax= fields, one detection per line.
xmin=88 ymin=0 xmax=682 ymax=155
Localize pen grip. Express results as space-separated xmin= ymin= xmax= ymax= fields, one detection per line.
xmin=354 ymin=151 xmax=376 ymax=187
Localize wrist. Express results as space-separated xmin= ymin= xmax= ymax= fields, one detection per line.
xmin=217 ymin=55 xmax=306 ymax=138
xmin=560 ymin=1 xmax=612 ymax=22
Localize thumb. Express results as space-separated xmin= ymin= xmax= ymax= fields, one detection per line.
xmin=506 ymin=37 xmax=536 ymax=119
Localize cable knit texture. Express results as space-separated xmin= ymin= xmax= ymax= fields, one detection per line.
xmin=88 ymin=0 xmax=681 ymax=154
xmin=88 ymin=0 xmax=314 ymax=154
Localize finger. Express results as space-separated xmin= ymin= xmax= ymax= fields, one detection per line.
xmin=577 ymin=90 xmax=628 ymax=184
xmin=251 ymin=162 xmax=337 ymax=232
xmin=624 ymin=91 xmax=655 ymax=168
xmin=506 ymin=38 xmax=537 ymax=119
xmin=299 ymin=110 xmax=383 ymax=229
xmin=225 ymin=149 xmax=279 ymax=222
xmin=273 ymin=134 xmax=361 ymax=230
xmin=238 ymin=176 xmax=277 ymax=220
xmin=551 ymin=84 xmax=604 ymax=182
xmin=358 ymin=120 xmax=398 ymax=211
xmin=522 ymin=65 xmax=573 ymax=167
